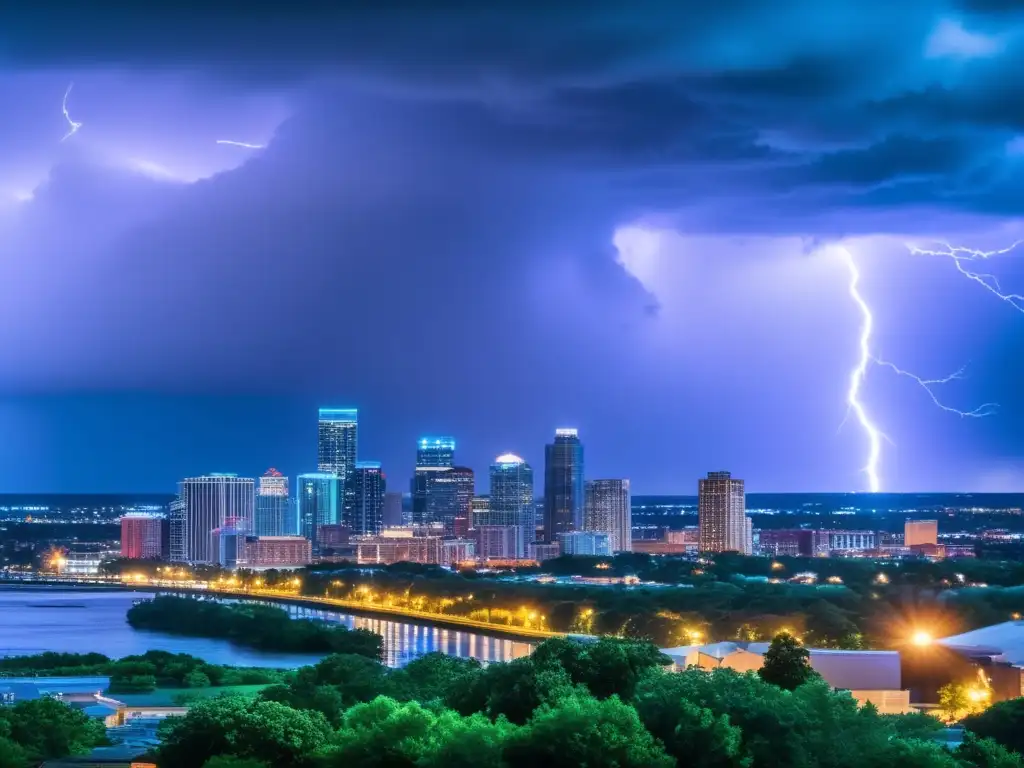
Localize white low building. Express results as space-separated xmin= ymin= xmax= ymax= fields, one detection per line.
xmin=660 ymin=641 xmax=913 ymax=714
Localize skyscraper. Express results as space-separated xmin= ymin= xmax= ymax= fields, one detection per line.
xmin=584 ymin=479 xmax=632 ymax=552
xmin=317 ymin=408 xmax=358 ymax=518
xmin=297 ymin=472 xmax=340 ymax=556
xmin=170 ymin=474 xmax=255 ymax=564
xmin=426 ymin=466 xmax=475 ymax=536
xmin=412 ymin=436 xmax=455 ymax=524
xmin=352 ymin=462 xmax=386 ymax=536
xmin=255 ymin=468 xmax=290 ymax=537
xmin=484 ymin=454 xmax=534 ymax=558
xmin=698 ymin=471 xmax=750 ymax=554
xmin=543 ymin=428 xmax=584 ymax=542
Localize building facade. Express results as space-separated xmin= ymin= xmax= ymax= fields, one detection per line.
xmin=317 ymin=408 xmax=358 ymax=518
xmin=426 ymin=466 xmax=475 ymax=536
xmin=484 ymin=454 xmax=534 ymax=558
xmin=558 ymin=531 xmax=612 ymax=556
xmin=120 ymin=513 xmax=165 ymax=560
xmin=170 ymin=474 xmax=255 ymax=564
xmin=905 ymin=520 xmax=939 ymax=547
xmin=411 ymin=436 xmax=455 ymax=525
xmin=255 ymin=468 xmax=290 ymax=537
xmin=351 ymin=462 xmax=385 ymax=536
xmin=697 ymin=471 xmax=750 ymax=554
xmin=543 ymin=428 xmax=584 ymax=542
xmin=476 ymin=525 xmax=524 ymax=560
xmin=828 ymin=530 xmax=876 ymax=551
xmin=758 ymin=528 xmax=830 ymax=557
xmin=245 ymin=535 xmax=312 ymax=567
xmin=356 ymin=528 xmax=443 ymax=565
xmin=297 ymin=472 xmax=340 ymax=555
xmin=383 ymin=491 xmax=404 ymax=528
xmin=584 ymin=479 xmax=632 ymax=552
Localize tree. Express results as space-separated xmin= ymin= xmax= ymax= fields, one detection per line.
xmin=185 ymin=670 xmax=212 ymax=688
xmin=633 ymin=677 xmax=749 ymax=768
xmin=758 ymin=632 xmax=818 ymax=691
xmin=156 ymin=695 xmax=331 ymax=768
xmin=530 ymin=637 xmax=671 ymax=700
xmin=446 ymin=657 xmax=576 ymax=725
xmin=388 ymin=652 xmax=482 ymax=703
xmin=964 ymin=698 xmax=1024 ymax=754
xmin=201 ymin=758 xmax=270 ymax=768
xmin=0 ymin=697 xmax=106 ymax=762
xmin=0 ymin=737 xmax=30 ymax=768
xmin=939 ymin=683 xmax=987 ymax=724
xmin=503 ymin=692 xmax=675 ymax=767
xmin=955 ymin=734 xmax=1024 ymax=768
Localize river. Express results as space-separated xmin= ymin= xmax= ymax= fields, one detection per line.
xmin=0 ymin=589 xmax=535 ymax=668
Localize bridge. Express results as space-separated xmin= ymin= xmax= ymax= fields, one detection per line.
xmin=0 ymin=575 xmax=565 ymax=642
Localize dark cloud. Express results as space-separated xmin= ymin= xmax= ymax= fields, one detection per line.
xmin=805 ymin=135 xmax=979 ymax=186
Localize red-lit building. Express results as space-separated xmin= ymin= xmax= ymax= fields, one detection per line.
xmin=120 ymin=514 xmax=165 ymax=559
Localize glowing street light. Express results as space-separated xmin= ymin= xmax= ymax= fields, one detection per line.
xmin=911 ymin=630 xmax=933 ymax=647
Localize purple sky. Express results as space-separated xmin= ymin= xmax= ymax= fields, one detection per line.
xmin=2 ymin=4 xmax=1024 ymax=494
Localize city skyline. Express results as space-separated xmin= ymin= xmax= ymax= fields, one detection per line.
xmin=3 ymin=6 xmax=1024 ymax=494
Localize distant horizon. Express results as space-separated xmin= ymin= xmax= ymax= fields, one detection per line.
xmin=2 ymin=489 xmax=1024 ymax=500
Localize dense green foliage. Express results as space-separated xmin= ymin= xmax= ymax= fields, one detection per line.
xmin=0 ymin=697 xmax=107 ymax=767
xmin=152 ymin=637 xmax=1023 ymax=768
xmin=241 ymin=553 xmax=1024 ymax=649
xmin=127 ymin=596 xmax=383 ymax=658
xmin=965 ymin=698 xmax=1024 ymax=755
xmin=757 ymin=632 xmax=819 ymax=691
xmin=0 ymin=650 xmax=287 ymax=694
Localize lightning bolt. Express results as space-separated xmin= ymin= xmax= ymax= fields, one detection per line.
xmin=61 ymin=82 xmax=82 ymax=142
xmin=840 ymin=247 xmax=884 ymax=492
xmin=908 ymin=241 xmax=1024 ymax=312
xmin=838 ymin=246 xmax=995 ymax=492
xmin=216 ymin=140 xmax=265 ymax=149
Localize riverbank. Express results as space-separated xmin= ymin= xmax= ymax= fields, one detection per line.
xmin=1 ymin=577 xmax=560 ymax=643
xmin=0 ymin=589 xmax=534 ymax=668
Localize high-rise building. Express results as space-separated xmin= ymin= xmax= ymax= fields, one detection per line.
xmin=584 ymin=479 xmax=632 ymax=552
xmin=352 ymin=462 xmax=386 ymax=536
xmin=543 ymin=428 xmax=584 ymax=542
xmin=905 ymin=520 xmax=939 ymax=547
xmin=697 ymin=471 xmax=749 ymax=554
xmin=383 ymin=491 xmax=404 ymax=528
xmin=412 ymin=436 xmax=455 ymax=524
xmin=120 ymin=513 xmax=165 ymax=560
xmin=317 ymin=408 xmax=358 ymax=518
xmin=297 ymin=472 xmax=340 ymax=556
xmin=255 ymin=468 xmax=290 ymax=537
xmin=426 ymin=466 xmax=475 ymax=536
xmin=484 ymin=454 xmax=534 ymax=558
xmin=170 ymin=474 xmax=255 ymax=564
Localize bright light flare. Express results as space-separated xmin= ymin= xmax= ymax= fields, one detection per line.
xmin=912 ymin=630 xmax=933 ymax=647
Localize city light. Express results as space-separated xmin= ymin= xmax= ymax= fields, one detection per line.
xmin=911 ymin=630 xmax=933 ymax=647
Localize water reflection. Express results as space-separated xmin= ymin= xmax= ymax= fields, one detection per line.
xmin=240 ymin=599 xmax=535 ymax=667
xmin=0 ymin=590 xmax=535 ymax=669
